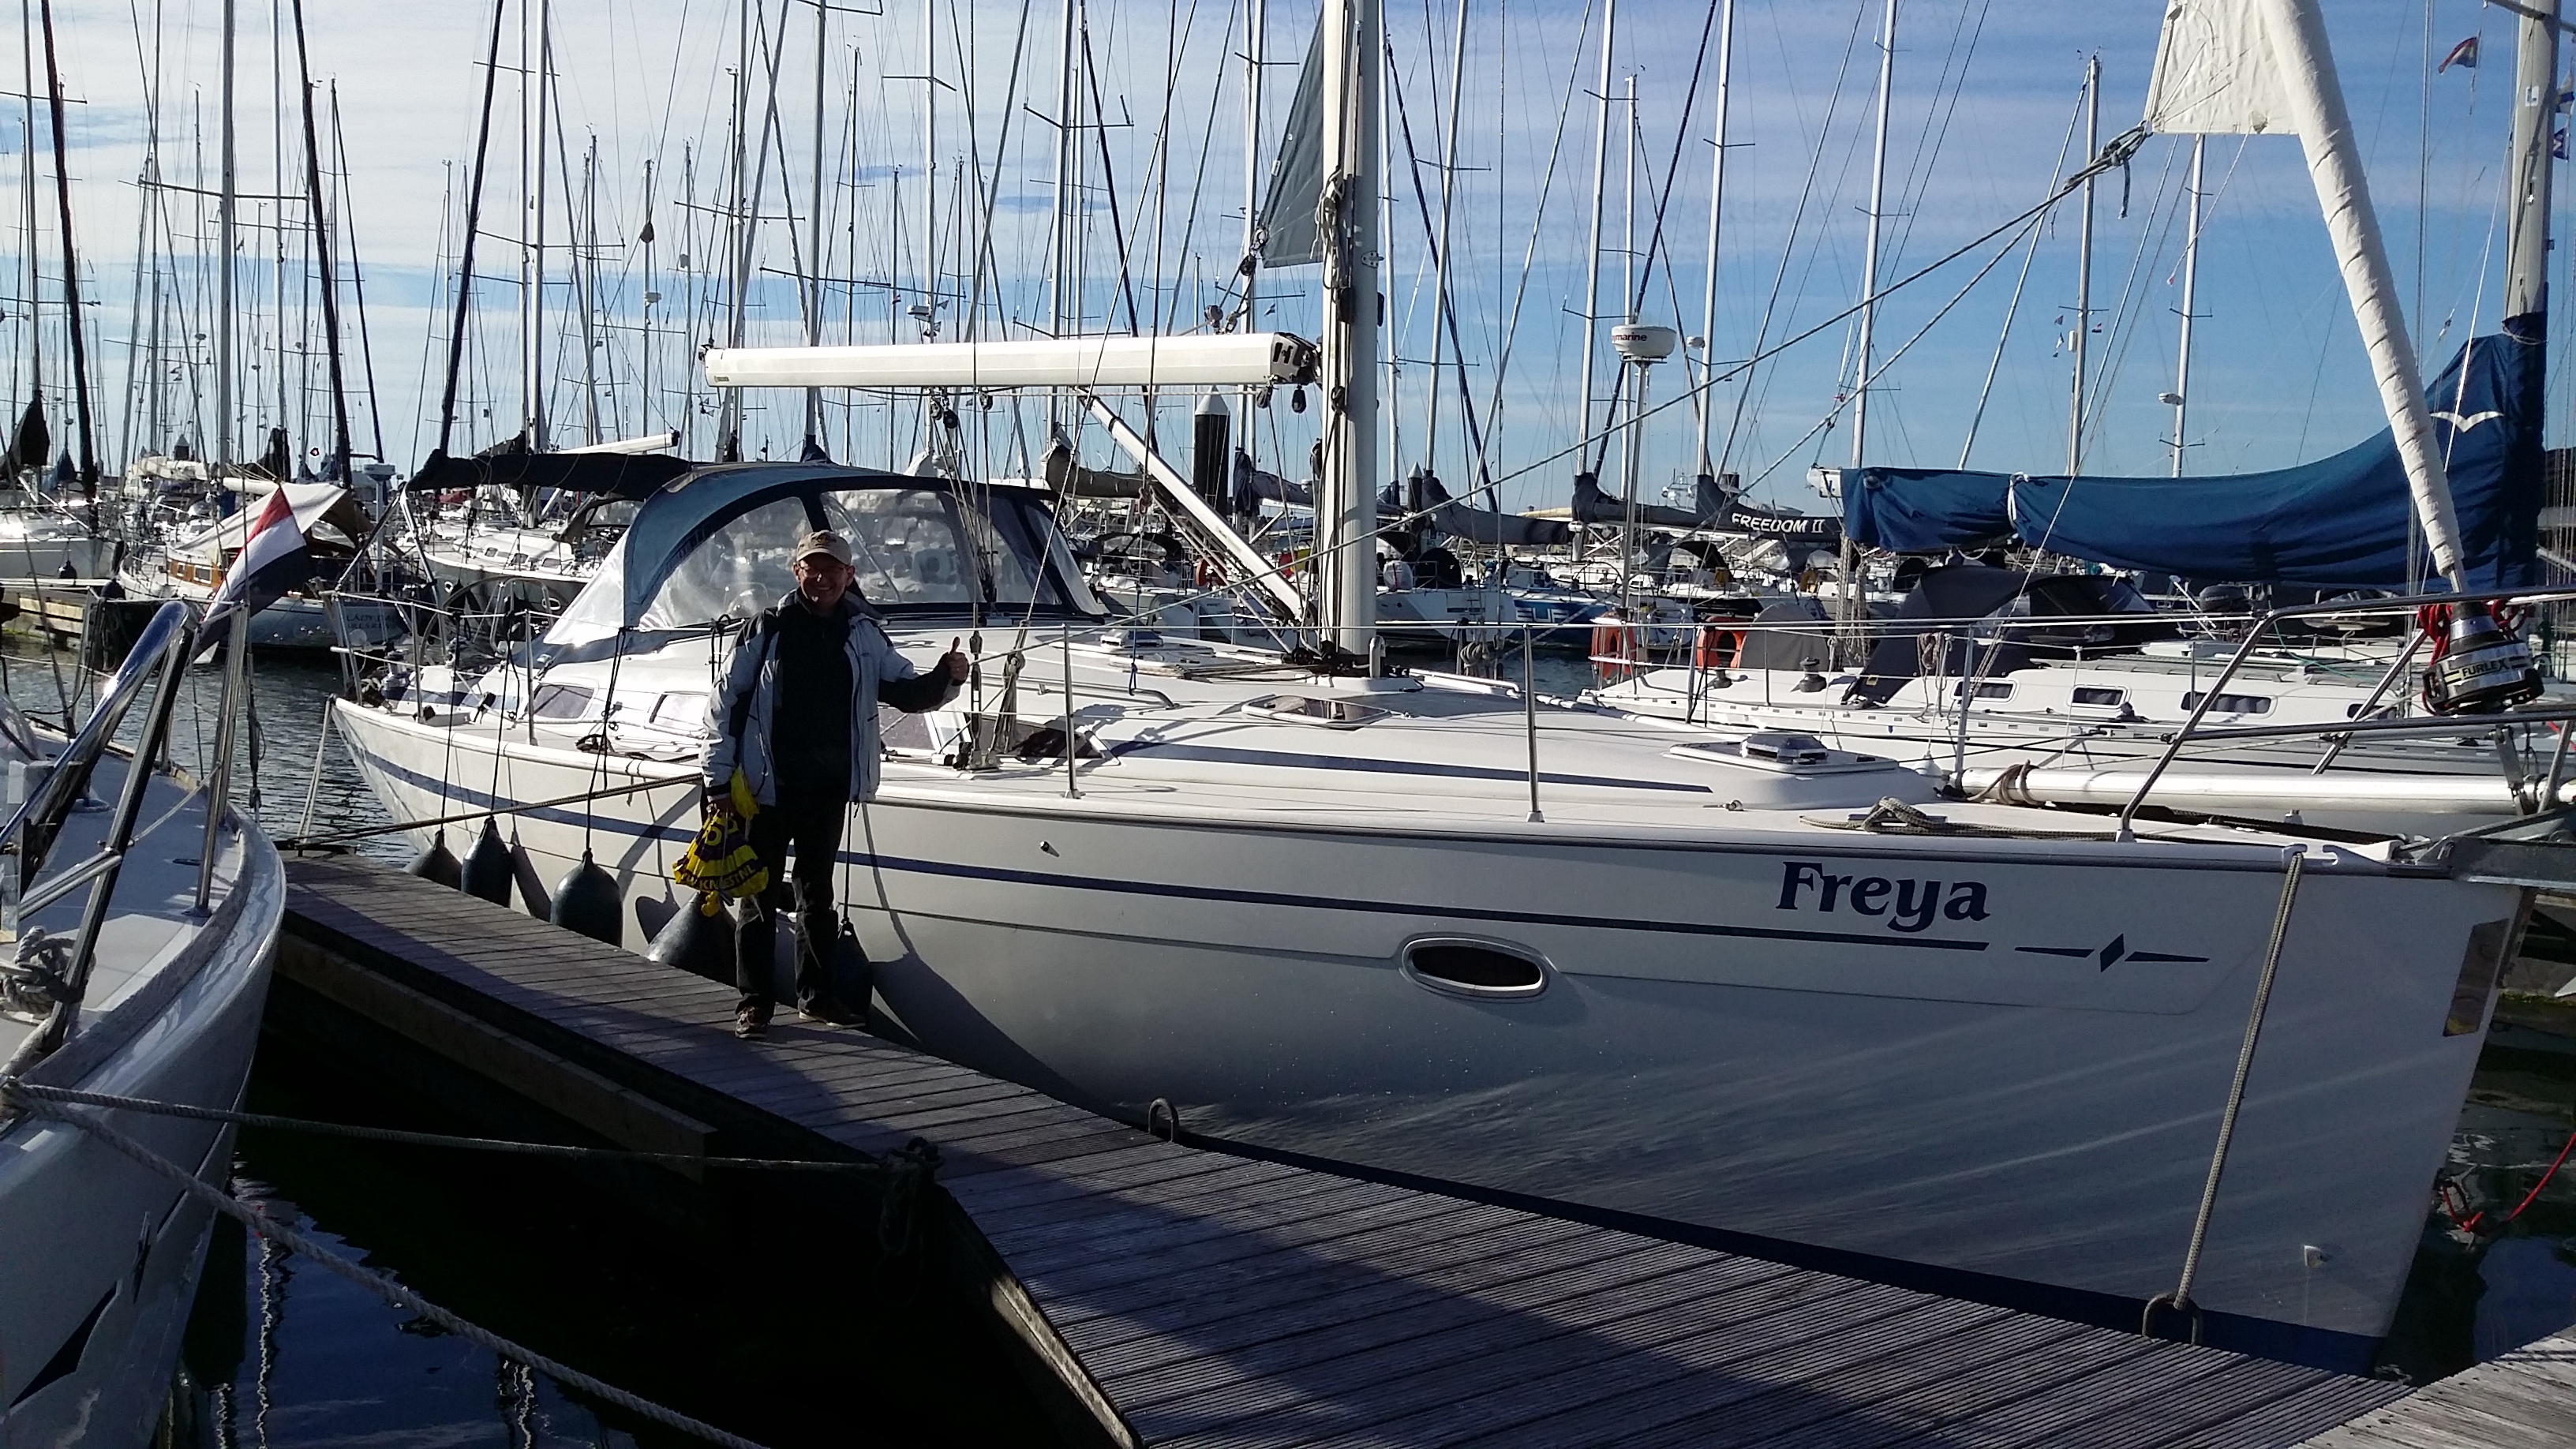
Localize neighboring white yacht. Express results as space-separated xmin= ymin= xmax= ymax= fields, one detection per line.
xmin=119 ymin=482 xmax=406 ymax=653
xmin=0 ymin=603 xmax=285 ymax=1442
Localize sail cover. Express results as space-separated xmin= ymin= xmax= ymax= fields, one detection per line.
xmin=2141 ymin=0 xmax=2300 ymax=137
xmin=1255 ymin=18 xmax=1327 ymax=268
xmin=1842 ymin=328 xmax=2543 ymax=589
xmin=1842 ymin=467 xmax=2012 ymax=553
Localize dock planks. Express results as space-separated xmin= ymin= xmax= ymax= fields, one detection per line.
xmin=2293 ymin=1327 xmax=2576 ymax=1448
xmin=277 ymin=856 xmax=2493 ymax=1448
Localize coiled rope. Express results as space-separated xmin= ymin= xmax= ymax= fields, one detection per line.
xmin=2142 ymin=848 xmax=2306 ymax=1343
xmin=9 ymin=1087 xmax=777 ymax=1449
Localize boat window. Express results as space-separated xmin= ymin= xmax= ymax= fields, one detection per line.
xmin=1402 ymin=939 xmax=1549 ymax=999
xmin=1245 ymin=694 xmax=1387 ymax=728
xmin=639 ymin=498 xmax=810 ymax=628
xmin=2181 ymin=690 xmax=2272 ymax=715
xmin=817 ymin=488 xmax=974 ymax=608
xmin=1952 ymin=681 xmax=2013 ymax=700
xmin=2072 ymin=687 xmax=2125 ymax=707
xmin=529 ymin=683 xmax=595 ymax=721
xmin=650 ymin=692 xmax=706 ymax=729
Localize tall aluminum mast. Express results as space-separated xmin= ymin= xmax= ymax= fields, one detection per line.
xmin=2068 ymin=53 xmax=2097 ymax=477
xmin=2169 ymin=135 xmax=2203 ymax=476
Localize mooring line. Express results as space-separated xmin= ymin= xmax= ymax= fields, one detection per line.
xmin=275 ymin=772 xmax=696 ymax=850
xmin=0 ymin=1079 xmax=906 ymax=1175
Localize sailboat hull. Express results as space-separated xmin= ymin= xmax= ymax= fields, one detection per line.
xmin=333 ymin=701 xmax=2505 ymax=1368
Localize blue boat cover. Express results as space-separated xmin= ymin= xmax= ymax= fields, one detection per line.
xmin=1841 ymin=324 xmax=2544 ymax=588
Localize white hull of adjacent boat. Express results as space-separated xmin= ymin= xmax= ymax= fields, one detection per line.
xmin=0 ymin=766 xmax=284 ymax=1443
xmin=0 ymin=532 xmax=115 ymax=585
xmin=117 ymin=567 xmax=407 ymax=653
xmin=1590 ymin=664 xmax=2543 ymax=830
xmin=331 ymin=698 xmax=2509 ymax=1363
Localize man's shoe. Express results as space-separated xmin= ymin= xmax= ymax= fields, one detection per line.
xmin=733 ymin=1005 xmax=770 ymax=1039
xmin=797 ymin=995 xmax=864 ymax=1027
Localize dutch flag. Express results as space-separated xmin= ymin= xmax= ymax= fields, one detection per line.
xmin=200 ymin=481 xmax=346 ymax=635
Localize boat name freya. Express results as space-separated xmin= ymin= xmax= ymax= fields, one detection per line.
xmin=1777 ymin=861 xmax=1991 ymax=932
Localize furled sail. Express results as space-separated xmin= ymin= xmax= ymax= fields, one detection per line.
xmin=1840 ymin=328 xmax=2542 ymax=588
xmin=1254 ymin=18 xmax=1328 ymax=268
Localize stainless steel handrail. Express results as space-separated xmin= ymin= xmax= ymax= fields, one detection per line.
xmin=0 ymin=601 xmax=192 ymax=875
xmin=2 ymin=599 xmax=199 ymax=1061
xmin=2113 ymin=587 xmax=2576 ymax=838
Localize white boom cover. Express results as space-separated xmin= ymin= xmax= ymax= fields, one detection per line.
xmin=703 ymin=334 xmax=1317 ymax=391
xmin=2144 ymin=0 xmax=2468 ymax=586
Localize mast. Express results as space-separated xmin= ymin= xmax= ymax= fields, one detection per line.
xmin=803 ymin=0 xmax=826 ymax=451
xmin=520 ymin=0 xmax=551 ymax=450
xmin=578 ymin=135 xmax=601 ymax=444
xmin=1849 ymin=0 xmax=1893 ymax=473
xmin=1241 ymin=0 xmax=1263 ymax=478
xmin=288 ymin=0 xmax=349 ymax=482
xmin=1693 ymin=0 xmax=1733 ymax=481
xmin=1319 ymin=0 xmax=1380 ymax=658
xmin=923 ymin=0 xmax=937 ymax=341
xmin=215 ymin=0 xmax=236 ymax=475
xmin=36 ymin=0 xmax=91 ymax=489
xmin=1839 ymin=0 xmax=1894 ymax=654
xmin=1616 ymin=73 xmax=1638 ymax=583
xmin=1421 ymin=0 xmax=1468 ymax=484
xmin=330 ymin=85 xmax=385 ymax=461
xmin=2169 ymin=134 xmax=2202 ymax=477
xmin=16 ymin=0 xmax=35 ymax=455
xmin=2503 ymin=0 xmax=2555 ymax=331
xmin=1045 ymin=0 xmax=1076 ymax=447
xmin=1574 ymin=0 xmax=1614 ymax=459
xmin=2068 ymin=52 xmax=2097 ymax=477
xmin=640 ymin=159 xmax=655 ymax=436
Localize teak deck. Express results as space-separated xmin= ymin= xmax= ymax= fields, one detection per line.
xmin=271 ymin=856 xmax=2536 ymax=1448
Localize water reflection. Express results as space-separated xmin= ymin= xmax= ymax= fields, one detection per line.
xmin=166 ymin=1037 xmax=1058 ymax=1447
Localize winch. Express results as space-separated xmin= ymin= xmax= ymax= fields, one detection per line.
xmin=2422 ymin=602 xmax=2543 ymax=714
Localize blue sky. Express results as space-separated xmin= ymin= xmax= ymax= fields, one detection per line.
xmin=11 ymin=0 xmax=2564 ymax=515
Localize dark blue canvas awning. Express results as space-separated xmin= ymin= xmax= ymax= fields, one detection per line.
xmin=1840 ymin=325 xmax=2544 ymax=589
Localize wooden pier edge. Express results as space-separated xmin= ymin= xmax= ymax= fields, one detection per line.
xmin=2293 ymin=1325 xmax=2576 ymax=1448
xmin=270 ymin=856 xmax=2572 ymax=1449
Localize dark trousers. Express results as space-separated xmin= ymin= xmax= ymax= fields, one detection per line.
xmin=734 ymin=791 xmax=848 ymax=1014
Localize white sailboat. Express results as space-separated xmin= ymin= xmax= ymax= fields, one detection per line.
xmin=1590 ymin=0 xmax=2570 ymax=833
xmin=0 ymin=604 xmax=284 ymax=1440
xmin=322 ymin=0 xmax=2558 ymax=1368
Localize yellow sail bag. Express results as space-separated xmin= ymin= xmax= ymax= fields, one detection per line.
xmin=673 ymin=770 xmax=770 ymax=899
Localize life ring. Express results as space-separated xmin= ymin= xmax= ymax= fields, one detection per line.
xmin=1694 ymin=626 xmax=1743 ymax=671
xmin=1590 ymin=620 xmax=1638 ymax=680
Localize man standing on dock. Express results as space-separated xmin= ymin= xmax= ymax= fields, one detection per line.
xmin=704 ymin=529 xmax=968 ymax=1038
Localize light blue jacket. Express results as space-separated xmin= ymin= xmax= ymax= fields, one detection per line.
xmin=702 ymin=592 xmax=953 ymax=806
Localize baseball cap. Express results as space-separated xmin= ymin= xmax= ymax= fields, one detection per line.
xmin=793 ymin=529 xmax=854 ymax=567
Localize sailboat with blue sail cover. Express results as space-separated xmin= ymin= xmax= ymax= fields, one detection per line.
xmin=1589 ymin=5 xmax=2563 ymax=831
